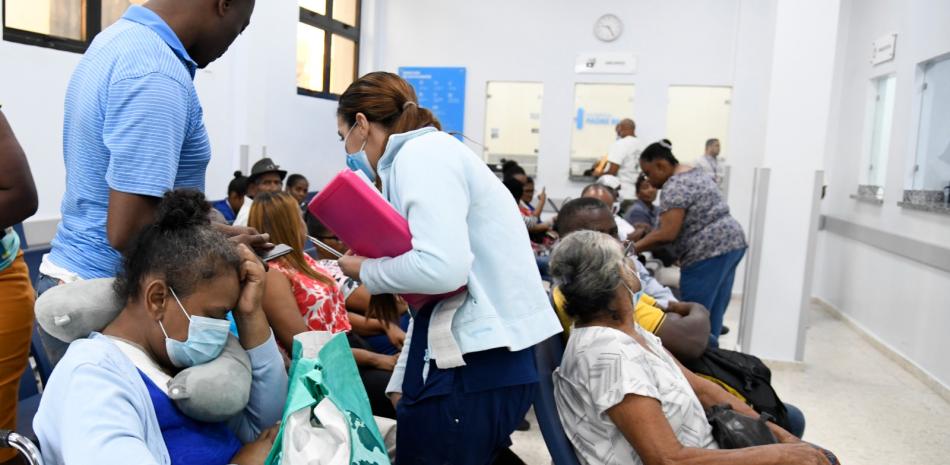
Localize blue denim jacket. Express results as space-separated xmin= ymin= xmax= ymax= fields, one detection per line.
xmin=359 ymin=128 xmax=561 ymax=391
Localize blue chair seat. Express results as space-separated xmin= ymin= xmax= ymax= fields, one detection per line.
xmin=16 ymin=393 xmax=40 ymax=444
xmin=15 ymin=324 xmax=54 ymax=446
xmin=533 ymin=334 xmax=581 ymax=465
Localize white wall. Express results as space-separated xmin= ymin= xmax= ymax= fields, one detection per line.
xmin=747 ymin=0 xmax=842 ymax=361
xmin=3 ymin=0 xmax=778 ymax=251
xmin=814 ymin=0 xmax=950 ymax=387
xmin=0 ymin=34 xmax=81 ymax=226
xmin=0 ymin=1 xmax=348 ymax=242
xmin=363 ymin=0 xmax=771 ymax=203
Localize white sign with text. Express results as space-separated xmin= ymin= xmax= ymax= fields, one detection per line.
xmin=871 ymin=33 xmax=897 ymax=65
xmin=575 ymin=52 xmax=638 ymax=74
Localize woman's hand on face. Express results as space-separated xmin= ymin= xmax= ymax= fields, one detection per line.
xmin=338 ymin=251 xmax=367 ymax=280
xmin=230 ymin=423 xmax=280 ymax=465
xmin=235 ymin=244 xmax=267 ymax=317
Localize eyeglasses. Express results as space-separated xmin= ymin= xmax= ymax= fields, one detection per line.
xmin=621 ymin=240 xmax=636 ymax=257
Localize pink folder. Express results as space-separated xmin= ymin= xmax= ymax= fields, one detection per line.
xmin=308 ymin=169 xmax=466 ymax=309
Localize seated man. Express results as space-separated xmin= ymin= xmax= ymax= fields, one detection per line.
xmin=580 ymin=183 xmax=635 ymax=241
xmin=553 ymin=197 xmax=709 ymax=361
xmin=233 ymin=157 xmax=286 ymax=227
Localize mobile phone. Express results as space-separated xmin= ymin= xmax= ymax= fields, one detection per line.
xmin=260 ymin=243 xmax=293 ymax=262
xmin=308 ymin=235 xmax=343 ymax=258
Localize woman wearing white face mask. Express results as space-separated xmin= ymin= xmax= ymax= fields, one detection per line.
xmin=334 ymin=72 xmax=562 ymax=464
xmin=33 ymin=190 xmax=287 ymax=465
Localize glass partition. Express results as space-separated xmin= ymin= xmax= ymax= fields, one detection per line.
xmin=858 ymin=75 xmax=896 ymax=200
xmin=569 ymin=83 xmax=635 ymax=178
xmin=909 ymin=55 xmax=950 ymax=192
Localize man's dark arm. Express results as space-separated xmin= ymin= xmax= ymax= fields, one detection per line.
xmin=106 ymin=190 xmax=160 ymax=252
xmin=107 ymin=190 xmax=274 ymax=253
xmin=654 ymin=302 xmax=710 ymax=361
xmin=0 ymin=111 xmax=38 ymax=229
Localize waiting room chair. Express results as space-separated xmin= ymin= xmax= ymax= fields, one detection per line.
xmin=533 ymin=334 xmax=581 ymax=465
xmin=0 ymin=429 xmax=43 ymax=465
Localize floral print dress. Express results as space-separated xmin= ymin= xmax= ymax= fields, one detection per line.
xmin=270 ymin=254 xmax=351 ymax=334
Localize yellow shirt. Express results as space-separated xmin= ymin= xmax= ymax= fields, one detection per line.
xmin=552 ymin=287 xmax=667 ymax=340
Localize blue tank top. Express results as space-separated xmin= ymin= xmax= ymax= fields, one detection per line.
xmin=139 ymin=371 xmax=242 ymax=465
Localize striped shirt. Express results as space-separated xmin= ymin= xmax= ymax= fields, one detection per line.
xmin=48 ymin=5 xmax=211 ymax=279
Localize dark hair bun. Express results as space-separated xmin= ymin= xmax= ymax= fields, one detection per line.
xmin=640 ymin=141 xmax=680 ymax=165
xmin=156 ymin=189 xmax=210 ymax=232
xmin=233 ymin=170 xmax=244 ymax=178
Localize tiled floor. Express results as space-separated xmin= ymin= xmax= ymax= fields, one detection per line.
xmin=510 ymin=301 xmax=950 ymax=464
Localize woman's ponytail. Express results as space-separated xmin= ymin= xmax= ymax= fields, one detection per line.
xmin=338 ymin=72 xmax=442 ymax=134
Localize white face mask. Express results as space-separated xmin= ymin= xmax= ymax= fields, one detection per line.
xmin=621 ymin=262 xmax=643 ymax=307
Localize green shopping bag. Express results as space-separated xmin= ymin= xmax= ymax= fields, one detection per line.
xmin=265 ymin=331 xmax=391 ymax=465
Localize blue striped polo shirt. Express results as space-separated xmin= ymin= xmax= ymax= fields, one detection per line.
xmin=49 ymin=6 xmax=211 ymax=279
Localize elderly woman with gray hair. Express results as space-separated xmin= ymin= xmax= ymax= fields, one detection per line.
xmin=549 ymin=230 xmax=832 ymax=465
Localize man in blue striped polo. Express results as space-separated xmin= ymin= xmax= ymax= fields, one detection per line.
xmin=37 ymin=0 xmax=259 ymax=361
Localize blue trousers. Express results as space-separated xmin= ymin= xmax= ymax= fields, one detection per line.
xmin=784 ymin=403 xmax=806 ymax=438
xmin=34 ymin=273 xmax=70 ymax=366
xmin=679 ymin=248 xmax=746 ymax=348
xmin=395 ymin=380 xmax=535 ymax=465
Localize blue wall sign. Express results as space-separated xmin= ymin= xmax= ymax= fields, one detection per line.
xmin=398 ymin=67 xmax=466 ymax=141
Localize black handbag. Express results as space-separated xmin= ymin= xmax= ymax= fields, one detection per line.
xmin=706 ymin=404 xmax=778 ymax=449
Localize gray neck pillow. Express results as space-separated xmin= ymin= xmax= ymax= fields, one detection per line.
xmin=34 ymin=278 xmax=253 ymax=423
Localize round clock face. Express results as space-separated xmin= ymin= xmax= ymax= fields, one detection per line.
xmin=595 ymin=14 xmax=623 ymax=42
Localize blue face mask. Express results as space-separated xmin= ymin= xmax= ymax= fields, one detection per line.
xmin=623 ymin=280 xmax=644 ymax=310
xmin=159 ymin=287 xmax=231 ymax=368
xmin=622 ymin=262 xmax=643 ymax=306
xmin=343 ymin=125 xmax=375 ymax=182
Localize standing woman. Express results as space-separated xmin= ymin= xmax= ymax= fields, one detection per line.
xmin=0 ymin=107 xmax=38 ymax=465
xmin=633 ymin=141 xmax=746 ymax=348
xmin=335 ymin=72 xmax=561 ymax=464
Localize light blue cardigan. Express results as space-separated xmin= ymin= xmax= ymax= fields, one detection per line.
xmin=358 ymin=128 xmax=562 ymax=391
xmin=33 ymin=332 xmax=287 ymax=465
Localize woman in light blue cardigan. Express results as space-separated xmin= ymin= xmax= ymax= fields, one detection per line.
xmin=335 ymin=72 xmax=562 ymax=464
xmin=33 ymin=190 xmax=287 ymax=465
